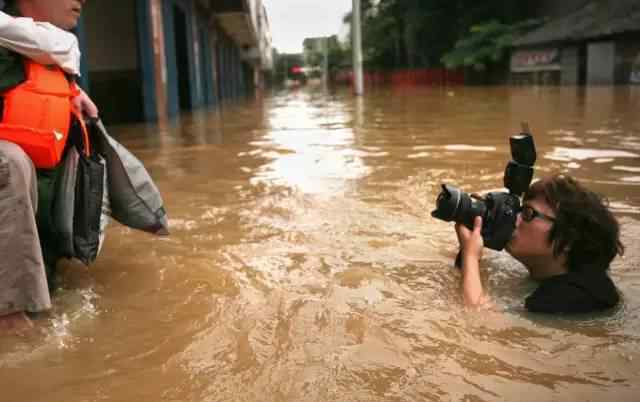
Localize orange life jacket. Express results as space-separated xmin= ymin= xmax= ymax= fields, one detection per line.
xmin=0 ymin=60 xmax=83 ymax=169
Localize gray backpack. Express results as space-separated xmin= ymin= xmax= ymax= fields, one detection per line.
xmin=91 ymin=119 xmax=169 ymax=236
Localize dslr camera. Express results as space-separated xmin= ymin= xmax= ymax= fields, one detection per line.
xmin=431 ymin=127 xmax=537 ymax=251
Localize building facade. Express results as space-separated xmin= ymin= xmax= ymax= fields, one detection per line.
xmin=303 ymin=37 xmax=327 ymax=66
xmin=510 ymin=0 xmax=640 ymax=86
xmin=78 ymin=0 xmax=272 ymax=124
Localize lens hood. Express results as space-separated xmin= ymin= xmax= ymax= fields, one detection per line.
xmin=431 ymin=184 xmax=461 ymax=222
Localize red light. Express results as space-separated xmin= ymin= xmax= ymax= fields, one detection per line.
xmin=290 ymin=65 xmax=302 ymax=74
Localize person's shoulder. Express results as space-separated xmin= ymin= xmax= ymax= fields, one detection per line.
xmin=0 ymin=4 xmax=26 ymax=74
xmin=525 ymin=270 xmax=619 ymax=314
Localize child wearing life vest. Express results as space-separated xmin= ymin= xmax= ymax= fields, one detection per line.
xmin=0 ymin=0 xmax=97 ymax=332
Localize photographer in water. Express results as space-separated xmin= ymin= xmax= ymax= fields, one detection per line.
xmin=456 ymin=174 xmax=624 ymax=313
xmin=432 ymin=128 xmax=624 ymax=313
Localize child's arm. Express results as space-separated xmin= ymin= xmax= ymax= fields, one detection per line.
xmin=0 ymin=11 xmax=80 ymax=75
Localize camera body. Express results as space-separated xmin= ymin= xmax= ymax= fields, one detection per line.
xmin=431 ymin=132 xmax=537 ymax=251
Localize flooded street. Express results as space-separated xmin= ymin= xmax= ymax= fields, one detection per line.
xmin=2 ymin=86 xmax=640 ymax=401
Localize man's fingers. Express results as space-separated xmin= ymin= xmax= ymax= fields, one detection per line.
xmin=73 ymin=90 xmax=100 ymax=118
xmin=81 ymin=98 xmax=99 ymax=118
xmin=473 ymin=216 xmax=482 ymax=233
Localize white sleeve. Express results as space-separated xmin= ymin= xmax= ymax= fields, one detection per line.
xmin=0 ymin=11 xmax=81 ymax=76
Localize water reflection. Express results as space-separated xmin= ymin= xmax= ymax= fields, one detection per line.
xmin=545 ymin=147 xmax=639 ymax=161
xmin=251 ymin=92 xmax=370 ymax=194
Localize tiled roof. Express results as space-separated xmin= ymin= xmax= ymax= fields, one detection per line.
xmin=513 ymin=0 xmax=640 ymax=46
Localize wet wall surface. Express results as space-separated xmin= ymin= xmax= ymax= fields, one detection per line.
xmin=2 ymin=86 xmax=639 ymax=402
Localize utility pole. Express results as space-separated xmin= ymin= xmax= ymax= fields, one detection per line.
xmin=352 ymin=0 xmax=364 ymax=96
xmin=323 ymin=37 xmax=329 ymax=91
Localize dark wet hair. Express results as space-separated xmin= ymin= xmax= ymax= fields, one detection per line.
xmin=524 ymin=174 xmax=624 ymax=272
xmin=2 ymin=0 xmax=15 ymax=10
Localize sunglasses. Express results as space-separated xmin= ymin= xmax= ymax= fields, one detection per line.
xmin=520 ymin=205 xmax=556 ymax=223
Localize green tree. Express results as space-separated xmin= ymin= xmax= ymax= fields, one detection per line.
xmin=441 ymin=19 xmax=544 ymax=71
xmin=302 ymin=36 xmax=351 ymax=80
xmin=326 ymin=36 xmax=350 ymax=73
xmin=343 ymin=0 xmax=537 ymax=72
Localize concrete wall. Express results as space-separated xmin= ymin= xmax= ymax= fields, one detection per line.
xmin=85 ymin=2 xmax=139 ymax=71
xmin=587 ymin=41 xmax=615 ymax=85
xmin=84 ymin=0 xmax=144 ymax=123
xmin=561 ymin=46 xmax=579 ymax=85
xmin=615 ymin=35 xmax=640 ymax=84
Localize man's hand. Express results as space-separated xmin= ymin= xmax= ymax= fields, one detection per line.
xmin=455 ymin=216 xmax=489 ymax=308
xmin=72 ymin=88 xmax=99 ymax=119
xmin=455 ymin=216 xmax=484 ymax=261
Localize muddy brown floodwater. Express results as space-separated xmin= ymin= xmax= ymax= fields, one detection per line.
xmin=2 ymin=86 xmax=640 ymax=402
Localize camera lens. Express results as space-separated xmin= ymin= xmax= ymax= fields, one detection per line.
xmin=431 ymin=184 xmax=486 ymax=229
xmin=431 ymin=184 xmax=461 ymax=221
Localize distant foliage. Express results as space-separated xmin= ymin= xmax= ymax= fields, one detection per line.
xmin=343 ymin=0 xmax=540 ymax=71
xmin=441 ymin=19 xmax=544 ymax=70
xmin=303 ymin=35 xmax=350 ymax=73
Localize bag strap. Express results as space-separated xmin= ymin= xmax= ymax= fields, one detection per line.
xmin=71 ymin=108 xmax=91 ymax=157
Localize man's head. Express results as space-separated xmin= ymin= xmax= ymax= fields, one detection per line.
xmin=14 ymin=0 xmax=85 ymax=30
xmin=507 ymin=174 xmax=624 ymax=277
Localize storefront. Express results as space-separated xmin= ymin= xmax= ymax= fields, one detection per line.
xmin=510 ymin=48 xmax=562 ymax=85
xmin=511 ymin=1 xmax=640 ymax=86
